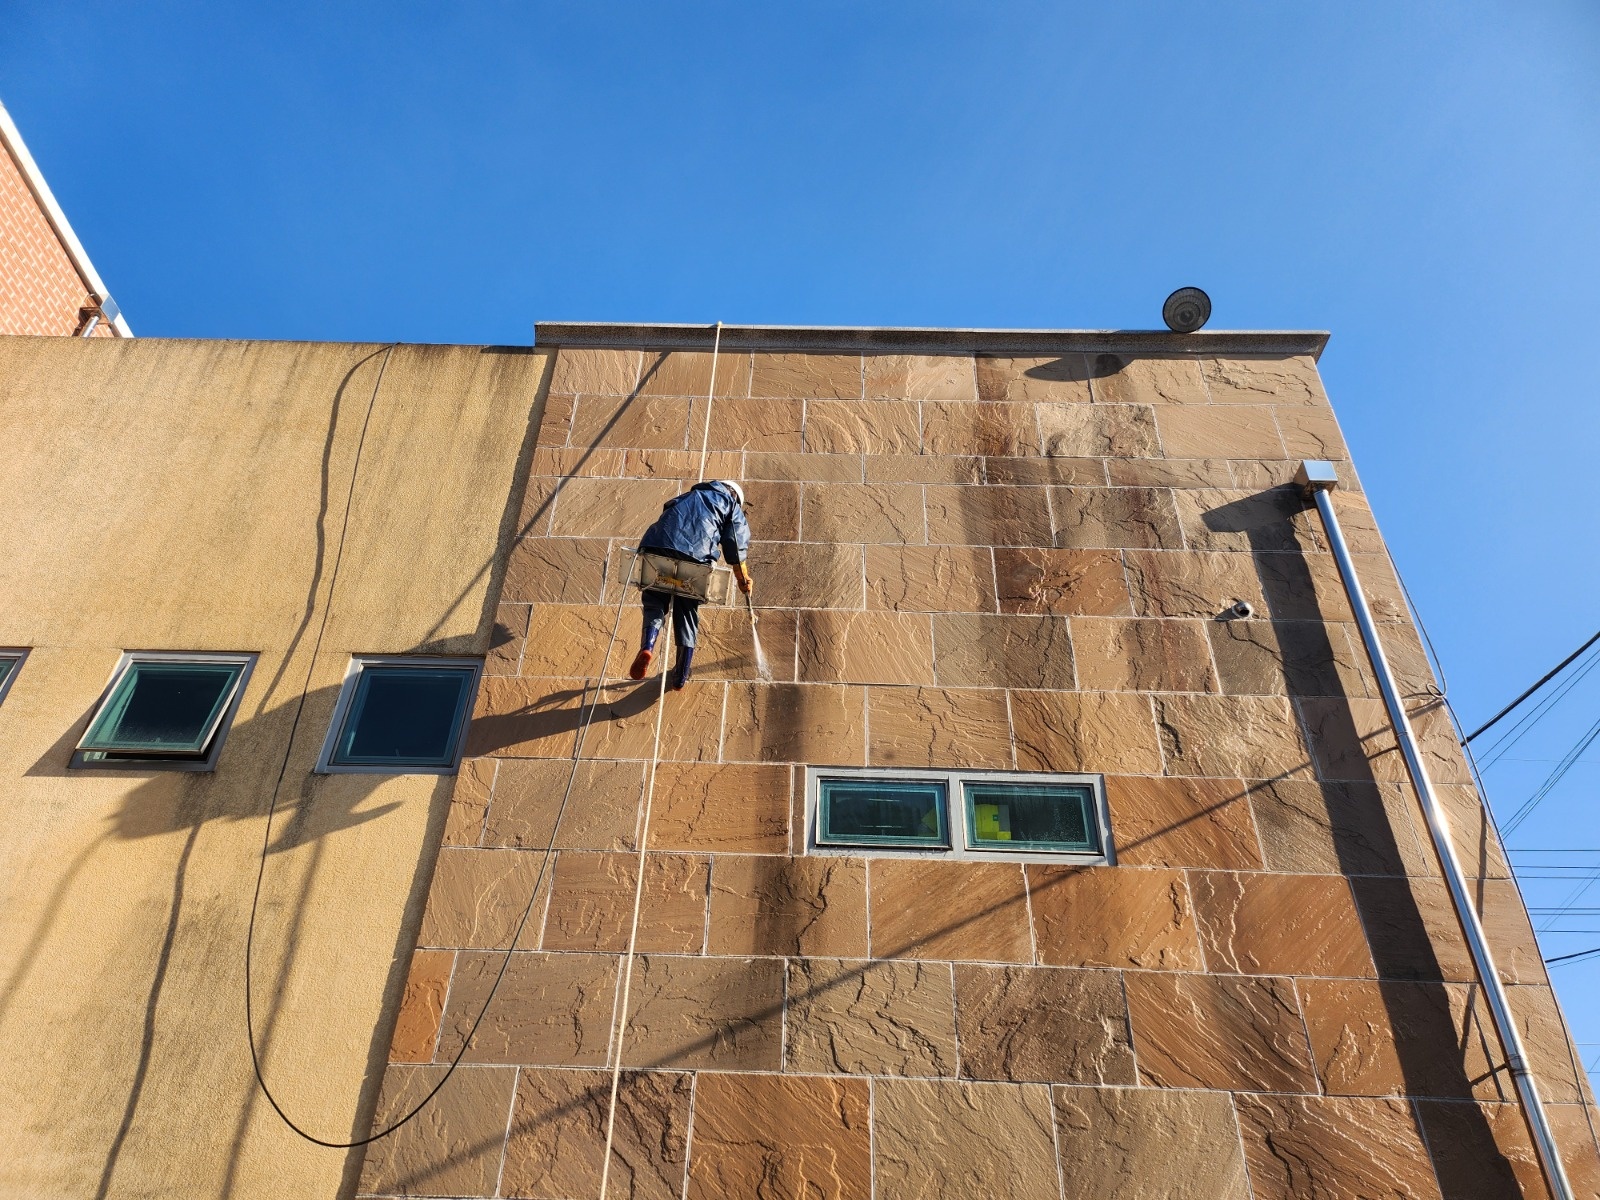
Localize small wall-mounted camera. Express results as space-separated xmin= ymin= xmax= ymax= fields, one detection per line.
xmin=1227 ymin=600 xmax=1254 ymax=620
xmin=1162 ymin=287 xmax=1212 ymax=333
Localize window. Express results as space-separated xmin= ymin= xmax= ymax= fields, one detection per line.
xmin=964 ymin=779 xmax=1099 ymax=852
xmin=73 ymin=652 xmax=255 ymax=771
xmin=808 ymin=767 xmax=1111 ymax=863
xmin=818 ymin=776 xmax=949 ymax=848
xmin=0 ymin=649 xmax=27 ymax=707
xmin=318 ymin=656 xmax=481 ymax=774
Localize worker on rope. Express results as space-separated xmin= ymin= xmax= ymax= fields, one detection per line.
xmin=629 ymin=480 xmax=753 ymax=690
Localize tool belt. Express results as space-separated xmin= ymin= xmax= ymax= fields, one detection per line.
xmin=635 ymin=551 xmax=731 ymax=605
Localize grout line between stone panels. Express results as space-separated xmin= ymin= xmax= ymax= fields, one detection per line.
xmin=1046 ymin=1078 xmax=1069 ymax=1200
xmin=1019 ymin=863 xmax=1041 ymax=966
xmin=492 ymin=1064 xmax=519 ymax=1198
xmin=1287 ymin=975 xmax=1325 ymax=1096
xmin=868 ymin=1076 xmax=879 ymax=1200
xmin=1114 ymin=968 xmax=1139 ymax=1084
xmin=862 ymin=859 xmax=874 ymax=960
xmin=861 ymin=677 xmax=871 ymax=768
xmin=702 ymin=853 xmax=714 ymax=955
xmin=1264 ymin=404 xmax=1293 ymax=466
xmin=1003 ymin=690 xmax=1019 ymax=770
xmin=1225 ymin=1092 xmax=1260 ymax=1199
xmin=1180 ymin=868 xmax=1209 ymax=974
xmin=779 ymin=954 xmax=790 ymax=1072
xmin=472 ymin=759 xmax=499 ymax=848
xmin=422 ymin=940 xmax=1493 ymax=984
xmin=679 ymin=1069 xmax=699 ymax=1200
xmin=427 ymin=948 xmax=461 ymax=1065
xmin=395 ymin=1059 xmax=1513 ymax=1100
xmin=946 ymin=960 xmax=963 ymax=1083
xmin=532 ymin=851 xmax=557 ymax=951
xmin=1238 ymin=780 xmax=1273 ymax=872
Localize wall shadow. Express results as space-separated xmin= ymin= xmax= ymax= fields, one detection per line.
xmin=31 ymin=685 xmax=428 ymax=1199
xmin=1204 ymin=486 xmax=1515 ymax=1185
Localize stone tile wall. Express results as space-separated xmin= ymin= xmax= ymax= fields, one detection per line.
xmin=358 ymin=347 xmax=1600 ymax=1198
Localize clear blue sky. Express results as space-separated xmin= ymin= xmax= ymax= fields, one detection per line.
xmin=5 ymin=2 xmax=1599 ymax=1083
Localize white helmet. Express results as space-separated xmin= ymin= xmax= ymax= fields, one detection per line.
xmin=720 ymin=480 xmax=746 ymax=507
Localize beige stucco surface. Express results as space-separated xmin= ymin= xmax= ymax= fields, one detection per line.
xmin=0 ymin=336 xmax=549 ymax=1198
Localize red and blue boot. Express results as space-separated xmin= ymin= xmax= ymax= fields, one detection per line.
xmin=629 ymin=626 xmax=660 ymax=681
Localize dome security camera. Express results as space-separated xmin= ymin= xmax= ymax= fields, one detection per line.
xmin=1163 ymin=287 xmax=1212 ymax=333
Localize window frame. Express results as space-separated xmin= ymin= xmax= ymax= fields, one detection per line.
xmin=0 ymin=648 xmax=29 ymax=708
xmin=805 ymin=765 xmax=1114 ymax=864
xmin=70 ymin=650 xmax=256 ymax=772
xmin=316 ymin=655 xmax=482 ymax=775
xmin=815 ymin=769 xmax=953 ymax=850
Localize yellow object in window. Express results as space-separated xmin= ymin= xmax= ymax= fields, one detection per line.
xmin=974 ymin=803 xmax=1012 ymax=841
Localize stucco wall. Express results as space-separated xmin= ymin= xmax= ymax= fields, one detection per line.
xmin=0 ymin=336 xmax=550 ymax=1198
xmin=361 ymin=342 xmax=1600 ymax=1199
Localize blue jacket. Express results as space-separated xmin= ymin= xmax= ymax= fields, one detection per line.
xmin=641 ymin=482 xmax=751 ymax=566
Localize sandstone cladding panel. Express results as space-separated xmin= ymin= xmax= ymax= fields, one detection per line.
xmin=356 ymin=342 xmax=1599 ymax=1199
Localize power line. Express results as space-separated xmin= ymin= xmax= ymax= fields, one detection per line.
xmin=1546 ymin=945 xmax=1600 ymax=967
xmin=1464 ymin=629 xmax=1600 ymax=744
xmin=1501 ymin=715 xmax=1600 ymax=836
xmin=1479 ymin=651 xmax=1600 ymax=770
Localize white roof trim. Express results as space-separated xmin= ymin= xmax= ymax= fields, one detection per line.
xmin=0 ymin=97 xmax=132 ymax=336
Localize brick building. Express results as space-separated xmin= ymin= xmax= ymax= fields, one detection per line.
xmin=0 ymin=329 xmax=1596 ymax=1198
xmin=0 ymin=98 xmax=130 ymax=337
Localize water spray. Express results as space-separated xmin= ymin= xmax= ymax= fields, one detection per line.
xmin=745 ymin=590 xmax=772 ymax=682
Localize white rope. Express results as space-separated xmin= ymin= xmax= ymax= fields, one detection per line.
xmin=694 ymin=322 xmax=722 ymax=484
xmin=597 ymin=598 xmax=674 ymax=1199
xmin=602 ymin=316 xmax=725 ymax=1188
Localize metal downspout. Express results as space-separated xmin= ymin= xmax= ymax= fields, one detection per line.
xmin=1295 ymin=460 xmax=1575 ymax=1200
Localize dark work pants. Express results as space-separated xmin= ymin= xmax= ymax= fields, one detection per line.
xmin=641 ymin=590 xmax=701 ymax=652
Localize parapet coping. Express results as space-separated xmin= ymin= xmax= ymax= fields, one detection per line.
xmin=534 ymin=322 xmax=1329 ymax=360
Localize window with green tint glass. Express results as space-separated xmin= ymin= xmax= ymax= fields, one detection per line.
xmin=327 ymin=663 xmax=478 ymax=769
xmin=963 ymin=780 xmax=1099 ymax=852
xmin=79 ymin=659 xmax=248 ymax=759
xmin=0 ymin=652 xmax=23 ymax=707
xmin=817 ymin=776 xmax=948 ymax=847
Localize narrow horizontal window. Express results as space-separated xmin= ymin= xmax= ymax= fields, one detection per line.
xmin=74 ymin=653 xmax=254 ymax=770
xmin=807 ymin=767 xmax=1111 ymax=863
xmin=321 ymin=658 xmax=480 ymax=773
xmin=817 ymin=776 xmax=948 ymax=848
xmin=964 ymin=780 xmax=1099 ymax=853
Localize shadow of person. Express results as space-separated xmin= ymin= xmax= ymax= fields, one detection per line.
xmin=464 ymin=675 xmax=663 ymax=758
xmin=1202 ymin=485 xmax=1518 ymax=1185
